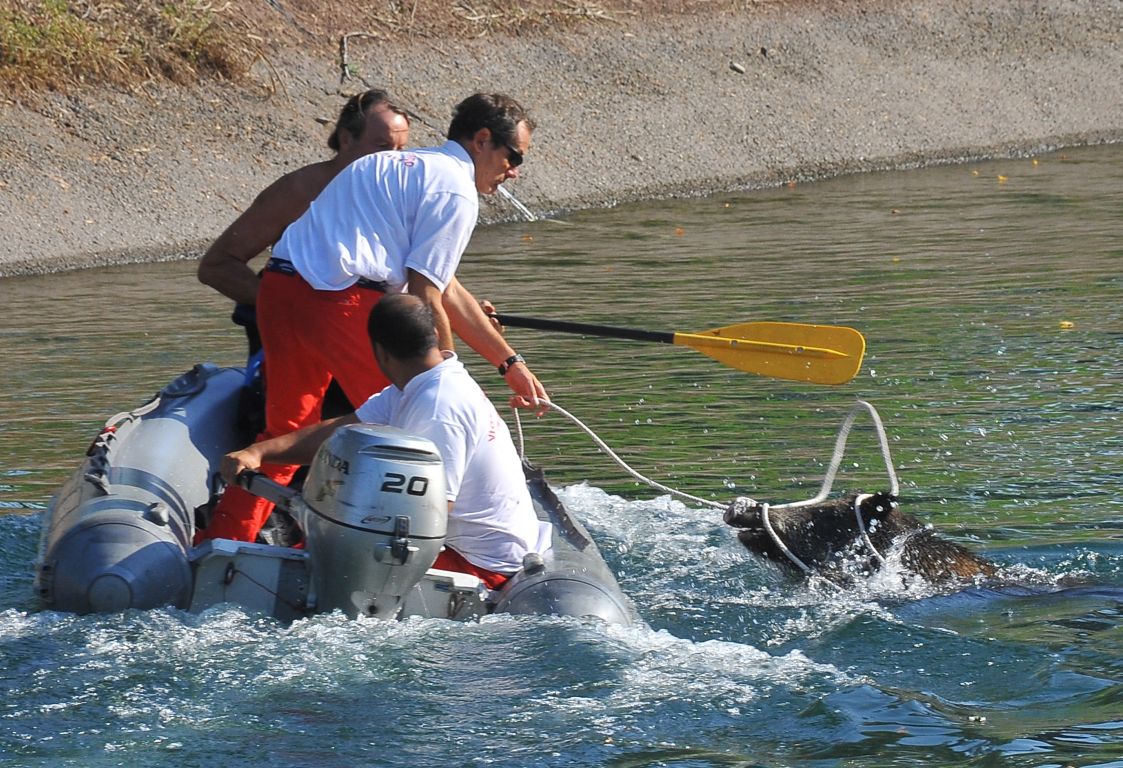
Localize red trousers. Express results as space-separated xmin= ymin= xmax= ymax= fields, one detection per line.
xmin=202 ymin=270 xmax=390 ymax=542
xmin=432 ymin=547 xmax=513 ymax=590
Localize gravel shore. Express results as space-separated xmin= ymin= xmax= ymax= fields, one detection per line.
xmin=1 ymin=0 xmax=1120 ymax=276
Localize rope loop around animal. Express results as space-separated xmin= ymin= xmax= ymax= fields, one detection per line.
xmin=512 ymin=398 xmax=899 ymax=581
xmin=852 ymin=492 xmax=887 ymax=565
xmin=758 ymin=400 xmax=899 ymax=569
xmin=759 ymin=503 xmax=815 ymax=575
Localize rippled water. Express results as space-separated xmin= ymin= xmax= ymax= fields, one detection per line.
xmin=1 ymin=145 xmax=1121 ymax=766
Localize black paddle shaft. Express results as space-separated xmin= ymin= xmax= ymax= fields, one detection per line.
xmin=494 ymin=314 xmax=675 ymax=345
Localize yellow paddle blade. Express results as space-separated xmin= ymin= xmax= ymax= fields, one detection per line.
xmin=672 ymin=322 xmax=866 ymax=385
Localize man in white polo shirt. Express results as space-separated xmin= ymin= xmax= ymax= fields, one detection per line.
xmin=219 ymin=293 xmax=541 ymax=588
xmin=202 ymin=92 xmax=546 ymax=543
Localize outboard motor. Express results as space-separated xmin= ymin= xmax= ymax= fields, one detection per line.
xmin=299 ymin=424 xmax=447 ymax=619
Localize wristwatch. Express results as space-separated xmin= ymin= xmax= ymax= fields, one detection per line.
xmin=498 ymin=353 xmax=525 ymax=376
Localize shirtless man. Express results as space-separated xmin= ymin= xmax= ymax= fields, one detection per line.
xmin=197 ymin=89 xmax=410 ymax=306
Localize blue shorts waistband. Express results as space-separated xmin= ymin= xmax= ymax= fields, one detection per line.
xmin=264 ymin=258 xmax=388 ymax=292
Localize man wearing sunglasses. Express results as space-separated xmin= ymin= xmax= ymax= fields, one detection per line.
xmin=200 ymin=92 xmax=547 ymax=544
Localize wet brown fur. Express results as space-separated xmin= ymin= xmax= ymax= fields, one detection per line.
xmin=724 ymin=491 xmax=996 ymax=585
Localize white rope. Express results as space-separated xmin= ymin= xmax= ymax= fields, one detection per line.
xmin=759 ymin=503 xmax=814 ymax=575
xmin=512 ymin=400 xmax=728 ymax=510
xmin=514 ymin=398 xmax=898 ymax=514
xmin=513 ymin=399 xmax=838 ymax=584
xmin=852 ymin=492 xmax=887 ymax=564
xmin=770 ymin=399 xmax=899 ymax=512
xmin=755 ymin=400 xmax=899 ymax=571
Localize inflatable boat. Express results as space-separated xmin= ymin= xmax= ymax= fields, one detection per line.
xmin=34 ymin=363 xmax=636 ymax=625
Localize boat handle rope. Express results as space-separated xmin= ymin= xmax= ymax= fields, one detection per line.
xmin=82 ymin=396 xmax=167 ymax=496
xmin=222 ymin=562 xmax=308 ymax=614
xmin=511 ymin=399 xmax=899 ymax=574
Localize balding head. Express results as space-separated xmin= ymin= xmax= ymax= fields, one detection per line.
xmin=330 ymin=89 xmax=410 ymax=159
xmin=368 ymin=293 xmax=439 ymax=361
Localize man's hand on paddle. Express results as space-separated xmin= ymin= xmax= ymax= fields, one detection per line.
xmin=479 ymin=299 xmax=504 ymax=335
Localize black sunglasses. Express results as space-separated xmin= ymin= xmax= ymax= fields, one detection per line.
xmin=501 ymin=141 xmax=524 ymax=168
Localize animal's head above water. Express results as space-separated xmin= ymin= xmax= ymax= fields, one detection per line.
xmin=724 ymin=491 xmax=996 ymax=584
xmin=724 ymin=491 xmax=903 ymax=573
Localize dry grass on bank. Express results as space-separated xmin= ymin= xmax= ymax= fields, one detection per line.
xmin=0 ymin=0 xmax=772 ymax=96
xmin=0 ymin=0 xmax=254 ymax=93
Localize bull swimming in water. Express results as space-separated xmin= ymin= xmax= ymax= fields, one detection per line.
xmin=724 ymin=490 xmax=997 ymax=586
xmin=715 ymin=400 xmax=999 ymax=587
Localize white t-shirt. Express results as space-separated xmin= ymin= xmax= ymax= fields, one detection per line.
xmin=355 ymin=353 xmax=539 ymax=573
xmin=274 ymin=141 xmax=479 ymax=293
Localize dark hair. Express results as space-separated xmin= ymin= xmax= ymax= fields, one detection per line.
xmin=447 ymin=93 xmax=535 ymax=146
xmin=328 ymin=89 xmax=407 ymax=152
xmin=368 ymin=294 xmax=438 ymax=360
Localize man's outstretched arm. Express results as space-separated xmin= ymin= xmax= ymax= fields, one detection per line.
xmin=220 ymin=413 xmax=360 ymax=483
xmin=442 ymin=277 xmax=548 ymax=408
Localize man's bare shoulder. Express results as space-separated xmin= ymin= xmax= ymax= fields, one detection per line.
xmin=262 ymin=159 xmax=339 ymax=206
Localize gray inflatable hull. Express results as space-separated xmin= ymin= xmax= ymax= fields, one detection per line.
xmin=35 ymin=363 xmax=636 ymax=625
